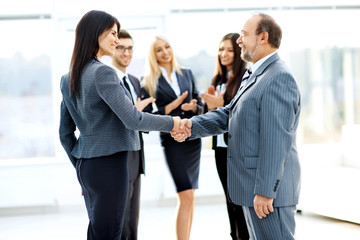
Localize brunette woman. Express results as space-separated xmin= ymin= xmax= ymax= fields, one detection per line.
xmin=59 ymin=11 xmax=183 ymax=239
xmin=200 ymin=33 xmax=249 ymax=240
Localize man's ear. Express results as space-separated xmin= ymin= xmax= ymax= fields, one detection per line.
xmin=260 ymin=32 xmax=269 ymax=43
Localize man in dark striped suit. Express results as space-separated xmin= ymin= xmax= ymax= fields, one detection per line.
xmin=173 ymin=13 xmax=301 ymax=240
xmin=111 ymin=29 xmax=155 ymax=240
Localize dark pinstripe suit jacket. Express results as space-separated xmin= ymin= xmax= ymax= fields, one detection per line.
xmin=127 ymin=74 xmax=145 ymax=174
xmin=59 ymin=59 xmax=173 ymax=167
xmin=190 ymin=53 xmax=301 ymax=207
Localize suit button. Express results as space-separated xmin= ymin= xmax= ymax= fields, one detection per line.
xmin=181 ymin=111 xmax=185 ymax=115
xmin=229 ymin=113 xmax=232 ymax=118
xmin=228 ymin=134 xmax=232 ymax=139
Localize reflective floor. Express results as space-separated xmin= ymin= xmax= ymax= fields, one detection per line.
xmin=1 ymin=201 xmax=360 ymax=240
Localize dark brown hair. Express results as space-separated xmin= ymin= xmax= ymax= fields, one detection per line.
xmin=69 ymin=10 xmax=120 ymax=97
xmin=211 ymin=33 xmax=247 ymax=104
xmin=119 ymin=29 xmax=132 ymax=39
xmin=256 ymin=13 xmax=282 ymax=49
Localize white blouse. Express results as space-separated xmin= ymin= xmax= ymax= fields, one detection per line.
xmin=160 ymin=66 xmax=181 ymax=97
xmin=215 ymin=77 xmax=228 ymax=148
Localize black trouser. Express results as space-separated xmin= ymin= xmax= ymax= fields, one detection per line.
xmin=76 ymin=151 xmax=129 ymax=240
xmin=215 ymin=147 xmax=249 ymax=240
xmin=121 ymin=151 xmax=141 ymax=240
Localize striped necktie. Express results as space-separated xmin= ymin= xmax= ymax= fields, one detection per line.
xmin=239 ymin=68 xmax=252 ymax=89
xmin=230 ymin=68 xmax=252 ymax=110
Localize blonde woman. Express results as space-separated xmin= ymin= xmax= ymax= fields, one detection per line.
xmin=141 ymin=35 xmax=203 ymax=240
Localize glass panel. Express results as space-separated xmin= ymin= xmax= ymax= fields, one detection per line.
xmin=0 ymin=19 xmax=54 ymax=159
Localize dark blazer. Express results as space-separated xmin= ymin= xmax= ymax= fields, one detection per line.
xmin=59 ymin=59 xmax=173 ymax=167
xmin=141 ymin=68 xmax=203 ymax=142
xmin=127 ymin=73 xmax=145 ymax=174
xmin=190 ymin=53 xmax=301 ymax=207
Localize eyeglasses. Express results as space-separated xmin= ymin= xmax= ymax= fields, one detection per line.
xmin=115 ymin=45 xmax=133 ymax=53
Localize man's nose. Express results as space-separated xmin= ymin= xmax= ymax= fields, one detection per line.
xmin=236 ymin=36 xmax=243 ymax=44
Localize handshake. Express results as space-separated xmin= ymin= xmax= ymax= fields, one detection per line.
xmin=171 ymin=117 xmax=192 ymax=142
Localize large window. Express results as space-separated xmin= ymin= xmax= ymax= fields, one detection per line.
xmin=0 ymin=19 xmax=54 ymax=159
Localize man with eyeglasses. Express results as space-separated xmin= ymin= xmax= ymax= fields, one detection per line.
xmin=111 ymin=29 xmax=155 ymax=240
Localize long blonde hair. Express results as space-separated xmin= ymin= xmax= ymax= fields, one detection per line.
xmin=142 ymin=35 xmax=182 ymax=97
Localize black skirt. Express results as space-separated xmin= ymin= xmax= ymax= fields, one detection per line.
xmin=161 ymin=136 xmax=201 ymax=192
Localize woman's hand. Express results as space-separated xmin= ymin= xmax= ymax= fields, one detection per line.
xmin=200 ymin=87 xmax=224 ymax=110
xmin=135 ymin=97 xmax=156 ymax=112
xmin=181 ymin=99 xmax=198 ymax=113
xmin=165 ymin=91 xmax=188 ymax=114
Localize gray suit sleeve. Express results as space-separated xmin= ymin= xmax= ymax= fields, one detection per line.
xmin=59 ymin=87 xmax=77 ymax=167
xmin=94 ymin=65 xmax=174 ymax=132
xmin=254 ymin=71 xmax=301 ymax=198
xmin=190 ymin=105 xmax=230 ymax=139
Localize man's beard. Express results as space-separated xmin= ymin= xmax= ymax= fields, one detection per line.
xmin=241 ymin=44 xmax=258 ymax=62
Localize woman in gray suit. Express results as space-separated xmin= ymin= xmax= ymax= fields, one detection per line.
xmin=59 ymin=11 xmax=182 ymax=240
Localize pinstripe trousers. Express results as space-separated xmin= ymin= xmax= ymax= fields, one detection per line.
xmin=242 ymin=206 xmax=296 ymax=240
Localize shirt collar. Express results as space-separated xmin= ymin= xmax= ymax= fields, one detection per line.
xmin=250 ymin=51 xmax=277 ymax=74
xmin=159 ymin=66 xmax=175 ymax=76
xmin=111 ymin=65 xmax=128 ymax=82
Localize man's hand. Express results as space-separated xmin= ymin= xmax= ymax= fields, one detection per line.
xmin=165 ymin=91 xmax=188 ymax=114
xmin=135 ymin=97 xmax=156 ymax=111
xmin=171 ymin=118 xmax=192 ymax=142
xmin=253 ymin=195 xmax=274 ymax=219
xmin=200 ymin=87 xmax=224 ymax=110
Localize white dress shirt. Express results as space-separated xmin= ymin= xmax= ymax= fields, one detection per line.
xmin=251 ymin=51 xmax=277 ymax=76
xmin=112 ymin=66 xmax=138 ymax=103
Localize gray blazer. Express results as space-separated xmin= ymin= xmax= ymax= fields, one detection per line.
xmin=190 ymin=53 xmax=301 ymax=207
xmin=59 ymin=59 xmax=173 ymax=167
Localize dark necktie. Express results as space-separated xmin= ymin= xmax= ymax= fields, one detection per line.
xmin=123 ymin=76 xmax=134 ymax=104
xmin=239 ymin=68 xmax=252 ymax=89
xmin=231 ymin=68 xmax=252 ymax=110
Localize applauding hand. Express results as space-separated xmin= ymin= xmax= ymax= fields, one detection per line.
xmin=165 ymin=91 xmax=188 ymax=114
xmin=181 ymin=99 xmax=198 ymax=113
xmin=200 ymin=87 xmax=224 ymax=110
xmin=135 ymin=97 xmax=156 ymax=112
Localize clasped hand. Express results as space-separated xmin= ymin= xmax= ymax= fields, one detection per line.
xmin=171 ymin=117 xmax=192 ymax=142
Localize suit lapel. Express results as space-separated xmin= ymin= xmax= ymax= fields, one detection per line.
xmin=158 ymin=74 xmax=178 ymax=99
xmin=128 ymin=74 xmax=140 ymax=97
xmin=176 ymin=70 xmax=188 ymax=95
xmin=119 ymin=80 xmax=133 ymax=101
xmin=230 ymin=53 xmax=280 ymax=110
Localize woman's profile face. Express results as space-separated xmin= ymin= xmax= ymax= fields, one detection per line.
xmin=218 ymin=39 xmax=234 ymax=71
xmin=154 ymin=38 xmax=173 ymax=66
xmin=97 ymin=24 xmax=119 ymax=58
